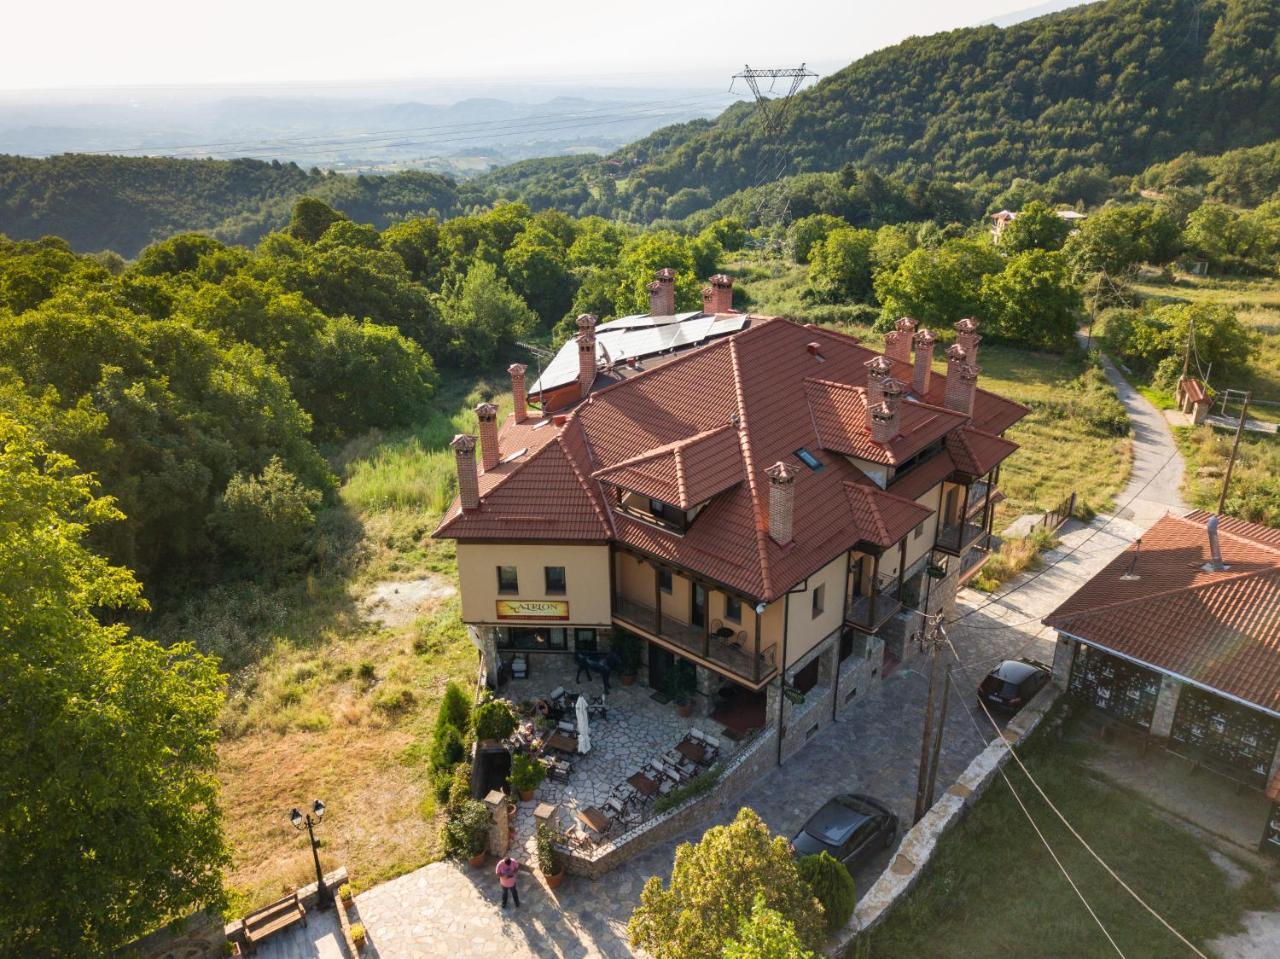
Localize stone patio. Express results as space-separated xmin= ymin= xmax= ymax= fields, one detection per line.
xmin=498 ymin=665 xmax=740 ymax=861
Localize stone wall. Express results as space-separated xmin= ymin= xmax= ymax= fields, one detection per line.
xmin=121 ymin=910 xmax=225 ymax=959
xmin=557 ymin=727 xmax=778 ymax=880
xmin=828 ymin=684 xmax=1062 ymax=954
xmin=224 ymin=867 xmax=348 ymax=951
xmin=1051 ymin=632 xmax=1075 ymax=687
xmin=1149 ymin=675 xmax=1182 ymax=739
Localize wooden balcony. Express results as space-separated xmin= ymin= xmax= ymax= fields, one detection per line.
xmin=612 ymin=595 xmax=778 ymax=687
xmin=845 ymin=573 xmax=903 ymax=633
xmin=936 ymin=520 xmax=988 ymax=556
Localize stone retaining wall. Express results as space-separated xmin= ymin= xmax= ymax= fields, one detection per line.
xmin=558 ymin=726 xmax=778 ymax=879
xmin=827 ymin=683 xmax=1062 ymax=955
xmin=224 ymin=867 xmax=348 ymax=951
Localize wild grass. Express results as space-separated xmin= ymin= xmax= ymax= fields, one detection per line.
xmin=1176 ymin=425 xmax=1280 ymax=528
xmin=971 ymin=526 xmax=1058 ymax=593
xmin=859 ymin=714 xmax=1277 ymax=958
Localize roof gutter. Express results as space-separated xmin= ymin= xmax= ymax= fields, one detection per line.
xmin=1052 ymin=626 xmax=1280 ymax=721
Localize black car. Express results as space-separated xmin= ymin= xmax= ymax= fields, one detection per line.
xmin=978 ymin=658 xmax=1051 ymax=714
xmin=790 ymin=794 xmax=898 ymax=873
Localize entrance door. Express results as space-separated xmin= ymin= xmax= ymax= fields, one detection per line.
xmin=850 ymin=556 xmax=865 ymax=597
xmin=691 ymin=583 xmax=708 ymax=629
xmin=648 ymin=644 xmax=675 ymax=692
xmin=943 ymin=486 xmax=959 ymax=525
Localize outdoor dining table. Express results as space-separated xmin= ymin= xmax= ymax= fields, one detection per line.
xmin=546 ymin=732 xmax=578 ymax=754
xmin=577 ymin=806 xmax=610 ymax=834
xmin=676 ymin=739 xmax=708 ymax=764
xmin=714 ymin=626 xmax=736 ymax=640
xmin=627 ymin=771 xmax=659 ymax=796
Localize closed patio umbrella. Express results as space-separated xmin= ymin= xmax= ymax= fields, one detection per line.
xmin=576 ymin=694 xmax=591 ymax=754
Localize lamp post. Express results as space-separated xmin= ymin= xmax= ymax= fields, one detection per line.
xmin=290 ymin=800 xmax=332 ymax=910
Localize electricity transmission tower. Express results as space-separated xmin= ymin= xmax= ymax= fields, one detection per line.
xmin=730 ymin=64 xmax=817 ymax=250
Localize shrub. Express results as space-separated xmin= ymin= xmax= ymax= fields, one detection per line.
xmin=371 ymin=684 xmax=417 ymax=716
xmin=615 ymin=632 xmax=643 ymax=676
xmin=446 ymin=761 xmax=473 ymax=813
xmin=209 ymin=456 xmax=322 ymax=574
xmin=508 ymin=751 xmax=546 ymax=795
xmin=472 ymin=700 xmax=517 ymax=742
xmin=797 ymin=851 xmax=857 ymax=932
xmin=356 ymin=660 xmax=376 ymax=681
xmin=436 ymin=681 xmax=471 ymax=736
xmin=430 ymin=725 xmax=465 ymax=773
xmin=652 ymin=766 xmax=722 ymax=814
xmin=535 ymin=821 xmax=562 ymax=876
xmin=440 ymin=799 xmax=491 ymax=859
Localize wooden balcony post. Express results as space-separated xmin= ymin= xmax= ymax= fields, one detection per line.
xmin=981 ymin=472 xmax=994 ymax=545
xmin=869 ymin=553 xmax=880 ymax=627
xmin=653 ymin=563 xmax=662 ymax=635
xmin=897 ymin=539 xmax=907 ymax=600
xmin=753 ymin=610 xmax=762 ymax=684
xmin=702 ymin=587 xmax=711 ymax=660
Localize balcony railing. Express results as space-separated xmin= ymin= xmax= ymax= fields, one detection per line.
xmin=612 ymin=595 xmax=778 ymax=686
xmin=936 ymin=520 xmax=987 ymax=555
xmin=845 ymin=572 xmax=902 ymax=633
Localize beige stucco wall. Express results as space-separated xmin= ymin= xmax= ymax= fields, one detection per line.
xmin=880 ymin=486 xmax=944 ymax=580
xmin=457 ymin=543 xmax=612 ymax=625
xmin=783 ymin=552 xmax=846 ymax=667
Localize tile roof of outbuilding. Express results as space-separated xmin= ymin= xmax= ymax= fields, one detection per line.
xmin=1044 ymin=512 xmax=1280 ymax=716
xmin=436 ymin=317 xmax=1025 ymax=602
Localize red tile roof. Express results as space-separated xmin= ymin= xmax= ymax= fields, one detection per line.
xmin=804 ymin=378 xmax=967 ymax=466
xmin=946 ymin=427 xmax=1020 ymax=478
xmin=436 ymin=317 xmax=1026 ymax=602
xmin=1180 ymin=377 xmax=1210 ymax=404
xmin=1044 ymin=513 xmax=1280 ymax=716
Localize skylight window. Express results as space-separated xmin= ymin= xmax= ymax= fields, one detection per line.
xmin=794 ymin=448 xmax=824 ymax=471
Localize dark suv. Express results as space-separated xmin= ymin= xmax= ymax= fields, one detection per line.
xmin=790 ymin=794 xmax=898 ymax=873
xmin=978 ymin=658 xmax=1051 ymax=715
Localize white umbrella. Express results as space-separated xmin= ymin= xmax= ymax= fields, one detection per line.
xmin=576 ymin=694 xmax=591 ymax=755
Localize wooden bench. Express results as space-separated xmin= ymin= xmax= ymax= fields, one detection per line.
xmin=243 ymin=891 xmax=307 ymax=951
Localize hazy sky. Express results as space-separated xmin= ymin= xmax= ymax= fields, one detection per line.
xmin=4 ymin=0 xmax=1083 ymax=93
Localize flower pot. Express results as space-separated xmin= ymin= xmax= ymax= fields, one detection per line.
xmin=227 ymin=942 xmax=243 ymax=957
xmin=676 ymin=702 xmax=693 ymax=718
xmin=519 ymin=788 xmax=535 ymax=801
xmin=620 ymin=673 xmax=636 ymax=687
xmin=543 ymin=866 xmax=565 ymax=890
xmin=468 ymin=851 xmax=487 ymax=867
xmin=341 ymin=892 xmax=354 ymax=907
xmin=506 ymin=801 xmax=517 ymax=821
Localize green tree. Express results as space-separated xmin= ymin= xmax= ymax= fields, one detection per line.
xmin=439 ymin=260 xmax=537 ymax=367
xmin=807 ymin=227 xmax=877 ymax=303
xmin=874 ymin=239 xmax=1003 ymax=329
xmin=289 ymin=197 xmax=347 ymax=243
xmin=210 ymin=456 xmax=323 ymax=573
xmin=613 ymin=231 xmax=704 ymax=316
xmin=998 ymin=201 xmax=1072 ymax=253
xmin=979 ymin=249 xmax=1081 ymax=351
xmin=628 ymin=807 xmax=825 ymax=959
xmin=0 ymin=418 xmax=227 ymax=956
xmin=796 ymin=852 xmax=857 ymax=932
xmin=1065 ymin=205 xmax=1181 ymax=276
xmin=721 ymin=895 xmax=818 ymax=959
xmin=505 ymin=224 xmax=572 ymax=325
xmin=789 ymin=214 xmax=848 ymax=264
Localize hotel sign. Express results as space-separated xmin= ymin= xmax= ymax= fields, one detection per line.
xmin=495 ymin=599 xmax=570 ymax=621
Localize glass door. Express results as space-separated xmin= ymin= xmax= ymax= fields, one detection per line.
xmin=691 ymin=583 xmax=708 ymax=628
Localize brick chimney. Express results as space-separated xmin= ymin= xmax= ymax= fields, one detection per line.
xmin=475 ymin=402 xmax=500 ymax=471
xmin=765 ymin=461 xmax=797 ymax=545
xmin=885 ymin=318 xmax=915 ymax=363
xmin=944 ymin=344 xmax=979 ymax=415
xmin=704 ymin=273 xmax=734 ymax=313
xmin=647 ymin=267 xmax=676 ymax=316
xmin=955 ymin=318 xmax=981 ymax=366
xmin=872 ymin=378 xmax=904 ymax=444
xmin=576 ymin=313 xmax=597 ymax=398
xmin=912 ymin=328 xmax=937 ymax=395
xmin=865 ymin=354 xmax=893 ymax=411
xmin=451 ymin=434 xmax=479 ymax=511
xmin=508 ymin=362 xmax=528 ymax=423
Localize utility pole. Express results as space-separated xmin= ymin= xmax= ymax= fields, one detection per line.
xmin=924 ymin=668 xmax=952 ymax=811
xmin=914 ymin=615 xmax=948 ymax=823
xmin=1218 ymin=390 xmax=1251 ymax=514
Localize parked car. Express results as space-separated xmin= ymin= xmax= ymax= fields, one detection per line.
xmin=790 ymin=794 xmax=898 ymax=873
xmin=978 ymin=658 xmax=1051 ymax=715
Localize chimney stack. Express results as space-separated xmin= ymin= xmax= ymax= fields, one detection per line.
xmin=955 ymin=318 xmax=981 ymax=366
xmin=865 ymin=354 xmax=893 ymax=411
xmin=451 ymin=434 xmax=479 ymax=511
xmin=872 ymin=378 xmax=904 ymax=444
xmin=704 ymin=273 xmax=734 ymax=313
xmin=912 ymin=328 xmax=937 ymax=395
xmin=508 ymin=362 xmax=528 ymax=423
xmin=576 ymin=313 xmax=597 ymax=398
xmin=943 ymin=344 xmax=979 ymax=415
xmin=885 ymin=318 xmax=915 ymax=363
xmin=475 ymin=402 xmax=500 ymax=471
xmin=647 ymin=267 xmax=676 ymax=316
xmin=1202 ymin=515 xmax=1230 ymax=572
xmin=765 ymin=461 xmax=797 ymax=546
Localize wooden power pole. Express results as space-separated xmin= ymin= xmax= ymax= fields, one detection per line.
xmin=1218 ymin=391 xmax=1251 ymax=514
xmin=914 ymin=615 xmax=949 ymax=823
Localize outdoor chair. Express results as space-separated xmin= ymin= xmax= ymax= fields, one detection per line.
xmin=548 ymin=686 xmax=566 ymax=703
xmin=711 ymin=618 xmax=723 ymax=634
xmin=732 ymin=630 xmax=747 ymax=650
xmin=587 ymin=695 xmax=607 ymax=720
xmin=511 ymin=654 xmax=528 ymax=679
xmin=564 ymin=826 xmax=593 ymax=850
xmin=612 ymin=781 xmax=638 ymax=804
xmin=657 ymin=778 xmax=675 ymax=796
xmin=603 ymin=796 xmax=627 ymax=819
xmin=557 ymin=719 xmax=576 ymax=734
xmin=547 ymin=759 xmax=572 ymax=783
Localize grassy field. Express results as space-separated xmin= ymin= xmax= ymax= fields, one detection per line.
xmin=1176 ymin=425 xmax=1280 ymax=527
xmin=732 ymin=255 xmax=1133 ymax=531
xmin=180 ymin=367 xmax=512 ymax=913
xmin=860 ymin=714 xmax=1277 ymax=958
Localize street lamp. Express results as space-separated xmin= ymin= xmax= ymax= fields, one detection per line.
xmin=289 ymin=799 xmax=332 ymax=910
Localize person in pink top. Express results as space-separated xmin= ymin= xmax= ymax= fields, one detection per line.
xmin=495 ymin=855 xmax=521 ymax=908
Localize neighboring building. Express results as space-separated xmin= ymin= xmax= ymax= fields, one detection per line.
xmin=1176 ymin=377 xmax=1212 ymax=425
xmin=1045 ymin=512 xmax=1280 ymax=793
xmin=434 ymin=270 xmax=1027 ymax=763
xmin=991 ymin=207 xmax=1087 ymax=243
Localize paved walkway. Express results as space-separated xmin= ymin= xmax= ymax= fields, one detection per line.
xmin=256 ymin=352 xmax=1190 ymax=959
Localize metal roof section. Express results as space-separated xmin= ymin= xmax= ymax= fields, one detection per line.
xmin=530 ymin=312 xmax=749 ymax=394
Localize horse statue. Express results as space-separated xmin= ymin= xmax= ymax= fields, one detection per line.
xmin=575 ymin=650 xmax=621 ymax=691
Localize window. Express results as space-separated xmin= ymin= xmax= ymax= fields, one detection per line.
xmin=574 ymin=628 xmax=598 ymax=653
xmin=648 ymin=498 xmax=667 ymax=519
xmin=913 ymin=522 xmax=925 ymax=540
xmin=724 ymin=595 xmax=742 ymax=623
xmin=499 ymin=627 xmax=567 ymax=651
xmin=658 ymin=568 xmax=673 ymax=594
xmin=793 ymin=447 xmax=824 ymax=471
xmin=812 ymin=583 xmax=825 ymax=618
xmin=497 ymin=565 xmax=518 ymax=594
xmin=544 ymin=566 xmax=566 ymax=594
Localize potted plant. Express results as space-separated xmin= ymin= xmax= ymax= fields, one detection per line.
xmin=338 ymin=882 xmax=354 ymax=906
xmin=536 ymin=821 xmax=565 ymax=890
xmin=350 ymin=922 xmax=367 ymax=952
xmin=224 ymin=940 xmax=243 ymax=957
xmin=509 ymin=752 xmax=546 ymax=801
xmin=441 ymin=798 xmax=491 ymax=867
xmin=666 ymin=663 xmax=697 ymax=718
xmin=615 ymin=632 xmax=642 ymax=686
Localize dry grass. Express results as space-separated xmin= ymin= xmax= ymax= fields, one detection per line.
xmin=971 ymin=527 xmax=1058 ymax=592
